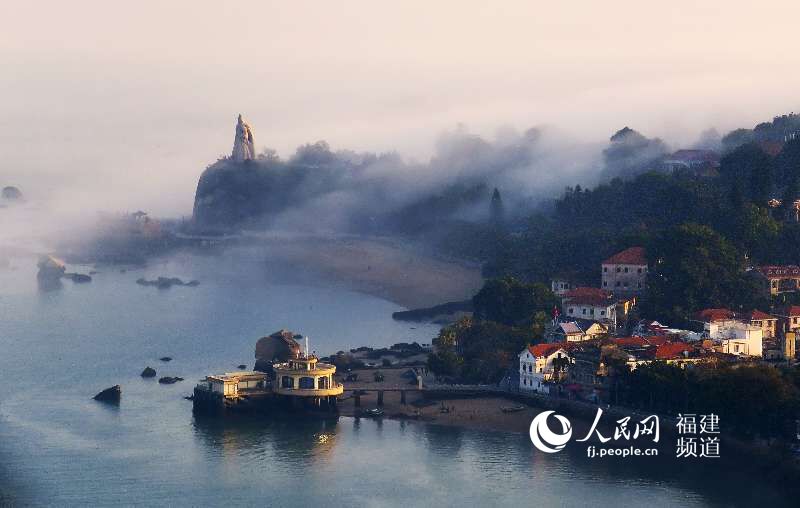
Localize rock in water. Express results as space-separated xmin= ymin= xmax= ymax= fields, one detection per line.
xmin=231 ymin=114 xmax=255 ymax=162
xmin=1 ymin=186 xmax=22 ymax=201
xmin=93 ymin=385 xmax=121 ymax=403
xmin=237 ymin=364 xmax=247 ymax=370
xmin=141 ymin=367 xmax=156 ymax=378
xmin=159 ymin=356 xmax=172 ymax=362
xmin=37 ymin=255 xmax=66 ymax=281
xmin=254 ymin=330 xmax=302 ymax=372
xmin=65 ymin=273 xmax=92 ymax=283
xmin=158 ymin=376 xmax=184 ymax=384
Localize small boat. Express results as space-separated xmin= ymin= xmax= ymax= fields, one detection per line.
xmin=501 ymin=405 xmax=526 ymax=413
xmin=362 ymin=408 xmax=384 ymax=418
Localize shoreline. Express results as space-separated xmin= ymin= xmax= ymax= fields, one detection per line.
xmin=257 ymin=235 xmax=484 ymax=309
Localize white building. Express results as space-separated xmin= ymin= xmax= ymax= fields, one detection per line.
xmin=519 ymin=344 xmax=570 ymax=394
xmin=562 ymin=287 xmax=617 ymax=328
xmin=550 ymin=278 xmax=575 ymax=297
xmin=709 ymin=321 xmax=763 ymax=357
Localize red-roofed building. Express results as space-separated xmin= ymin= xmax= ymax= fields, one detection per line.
xmin=694 ymin=308 xmax=737 ymax=323
xmin=602 ymin=247 xmax=648 ymax=296
xmin=752 ymin=265 xmax=800 ymax=296
xmin=655 ymin=343 xmax=693 ymax=360
xmin=740 ymin=310 xmax=778 ymax=338
xmin=562 ymin=287 xmax=618 ymax=327
xmin=776 ymin=305 xmax=800 ymax=334
xmin=519 ymin=343 xmax=571 ymax=394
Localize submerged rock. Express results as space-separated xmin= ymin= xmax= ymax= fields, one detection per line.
xmin=1 ymin=186 xmax=22 ymax=201
xmin=159 ymin=357 xmax=172 ymax=362
xmin=136 ymin=277 xmax=199 ymax=289
xmin=140 ymin=366 xmax=157 ymax=378
xmin=158 ymin=376 xmax=184 ymax=384
xmin=93 ymin=385 xmax=121 ymax=403
xmin=237 ymin=364 xmax=247 ymax=370
xmin=65 ymin=272 xmax=92 ymax=283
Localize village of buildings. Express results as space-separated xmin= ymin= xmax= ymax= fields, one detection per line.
xmin=518 ymin=245 xmax=800 ymax=402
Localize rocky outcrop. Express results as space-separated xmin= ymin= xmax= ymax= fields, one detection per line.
xmin=37 ymin=255 xmax=66 ymax=281
xmin=231 ymin=114 xmax=255 ymax=162
xmin=1 ymin=186 xmax=22 ymax=201
xmin=141 ymin=367 xmax=157 ymax=378
xmin=254 ymin=329 xmax=302 ymax=372
xmin=391 ymin=300 xmax=473 ymax=322
xmin=93 ymin=385 xmax=121 ymax=403
xmin=136 ymin=277 xmax=198 ymax=289
xmin=158 ymin=376 xmax=184 ymax=384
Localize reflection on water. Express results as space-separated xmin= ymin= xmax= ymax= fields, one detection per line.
xmin=0 ymin=253 xmax=798 ymax=506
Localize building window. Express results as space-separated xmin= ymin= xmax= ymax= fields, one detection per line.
xmin=616 ymin=281 xmax=621 ymax=287
xmin=603 ymin=267 xmax=607 ymax=273
xmin=638 ymin=268 xmax=642 ymax=273
xmin=569 ymin=308 xmax=574 ymax=314
xmin=638 ymin=283 xmax=642 ymax=288
xmin=603 ymin=281 xmax=607 ymax=287
xmin=281 ymin=376 xmax=294 ymax=389
xmin=582 ymin=309 xmax=586 ymax=315
xmin=601 ymin=310 xmax=606 ymax=316
xmin=623 ymin=282 xmax=628 ymax=287
xmin=616 ymin=267 xmax=621 ymax=273
xmin=624 ymin=267 xmax=629 ymax=273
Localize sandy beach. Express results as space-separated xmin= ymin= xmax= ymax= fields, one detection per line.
xmin=336 ymin=367 xmax=536 ymax=434
xmin=260 ymin=235 xmax=484 ymax=309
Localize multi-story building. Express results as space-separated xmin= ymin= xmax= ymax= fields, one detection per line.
xmin=562 ymin=287 xmax=617 ymax=328
xmin=550 ymin=278 xmax=575 ymax=297
xmin=752 ymin=265 xmax=800 ymax=296
xmin=740 ymin=310 xmax=778 ymax=339
xmin=518 ymin=344 xmax=571 ymax=394
xmin=601 ymin=247 xmax=648 ymax=295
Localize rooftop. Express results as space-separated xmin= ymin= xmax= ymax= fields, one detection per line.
xmin=564 ymin=287 xmax=614 ymax=306
xmin=755 ymin=265 xmax=800 ymax=277
xmin=655 ymin=343 xmax=694 ymax=360
xmin=603 ymin=247 xmax=647 ymax=266
xmin=740 ymin=309 xmax=775 ymax=321
xmin=528 ymin=343 xmax=570 ymax=358
xmin=207 ymin=371 xmax=267 ymax=382
xmin=694 ymin=308 xmax=736 ymax=323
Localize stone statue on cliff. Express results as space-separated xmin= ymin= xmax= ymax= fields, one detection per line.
xmin=231 ymin=114 xmax=255 ymax=162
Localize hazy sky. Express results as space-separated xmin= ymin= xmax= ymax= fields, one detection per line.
xmin=2 ymin=1 xmax=800 ymax=215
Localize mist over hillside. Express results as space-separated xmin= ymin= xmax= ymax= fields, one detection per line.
xmin=192 ymin=123 xmax=603 ymax=234
xmin=192 ymin=113 xmax=800 ymax=236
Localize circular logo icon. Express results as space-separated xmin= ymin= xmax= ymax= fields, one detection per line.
xmin=530 ymin=410 xmax=572 ymax=453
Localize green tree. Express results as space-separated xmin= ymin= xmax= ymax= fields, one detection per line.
xmin=472 ymin=277 xmax=558 ymax=328
xmin=643 ymin=224 xmax=750 ymax=323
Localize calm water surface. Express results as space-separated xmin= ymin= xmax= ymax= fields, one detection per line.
xmin=0 ymin=252 xmax=794 ymax=506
